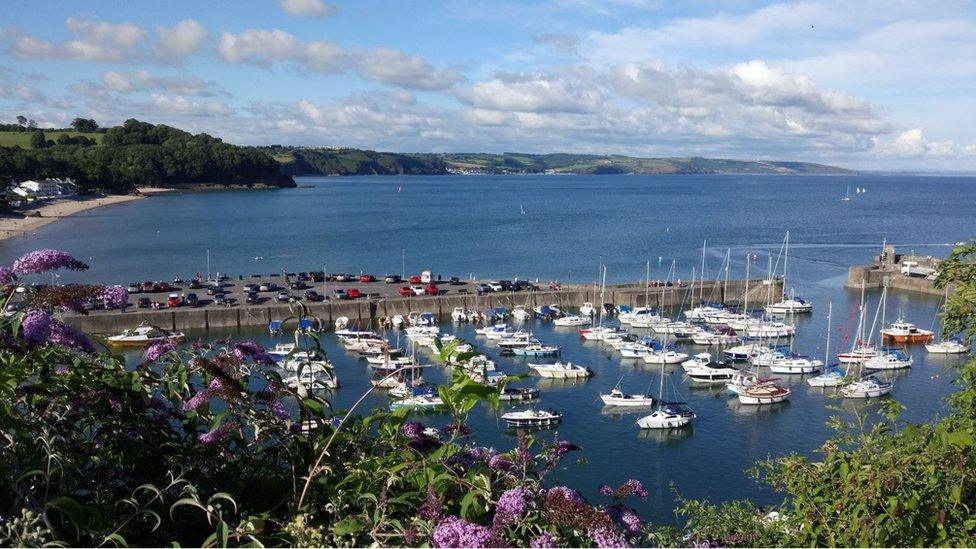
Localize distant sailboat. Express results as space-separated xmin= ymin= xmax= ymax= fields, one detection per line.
xmin=842 ymin=185 xmax=852 ymax=202
xmin=520 ymin=204 xmax=526 ymax=215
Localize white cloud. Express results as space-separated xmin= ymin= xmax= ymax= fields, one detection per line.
xmin=872 ymin=128 xmax=973 ymax=159
xmin=148 ymin=93 xmax=232 ymax=116
xmin=101 ymin=70 xmax=214 ymax=95
xmin=358 ymin=48 xmax=462 ymax=90
xmin=156 ymin=20 xmax=208 ymax=57
xmin=455 ymin=69 xmax=603 ymax=113
xmin=277 ymin=0 xmax=338 ymax=18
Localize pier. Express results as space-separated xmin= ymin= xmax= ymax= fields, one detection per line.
xmin=845 ymin=245 xmax=953 ymax=296
xmin=61 ymin=276 xmax=782 ymax=335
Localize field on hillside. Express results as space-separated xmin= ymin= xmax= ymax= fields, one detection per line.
xmin=0 ymin=131 xmax=104 ymax=148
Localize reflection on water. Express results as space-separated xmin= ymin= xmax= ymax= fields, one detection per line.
xmin=725 ymin=399 xmax=791 ymax=416
xmin=637 ymin=426 xmax=694 ymax=444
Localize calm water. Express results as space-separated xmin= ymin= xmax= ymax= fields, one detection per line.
xmin=2 ymin=174 xmax=974 ymax=523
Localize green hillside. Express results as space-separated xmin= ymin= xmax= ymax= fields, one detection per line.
xmin=0 ymin=130 xmax=104 ymax=148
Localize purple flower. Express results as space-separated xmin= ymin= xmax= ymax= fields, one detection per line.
xmin=588 ymin=526 xmax=630 ymax=548
xmin=21 ymin=308 xmax=52 ymax=346
xmin=198 ymin=421 xmax=238 ymax=445
xmin=531 ymin=532 xmax=558 ymax=548
xmin=607 ymin=505 xmax=642 ymax=536
xmin=418 ymin=485 xmax=442 ymax=521
xmin=552 ymin=440 xmax=580 ymax=458
xmin=488 ymin=454 xmax=514 ymax=472
xmin=54 ymin=364 xmax=70 ymax=375
xmin=12 ymin=249 xmax=88 ymax=276
xmin=442 ymin=421 xmax=471 ymax=437
xmin=183 ymin=378 xmax=226 ymax=412
xmin=144 ymin=340 xmax=177 ymax=362
xmin=0 ymin=265 xmax=13 ymax=285
xmin=623 ymin=479 xmax=648 ymax=499
xmin=99 ymin=285 xmax=128 ymax=307
xmin=432 ymin=516 xmax=493 ymax=548
xmin=600 ymin=485 xmax=614 ymax=496
xmin=546 ymin=486 xmax=584 ymax=504
xmin=401 ymin=421 xmax=424 ymax=439
xmin=232 ymin=340 xmax=274 ymax=364
xmin=268 ymin=397 xmax=290 ymax=420
xmin=47 ymin=320 xmax=94 ymax=353
xmin=494 ymin=488 xmax=529 ymax=526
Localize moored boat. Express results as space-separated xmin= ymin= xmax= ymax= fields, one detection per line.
xmin=737 ymin=381 xmax=790 ymax=405
xmin=107 ymin=323 xmax=185 ymax=347
xmin=501 ymin=409 xmax=563 ymax=427
xmin=599 ymin=388 xmax=654 ymax=407
xmin=528 ymin=361 xmax=592 ymax=379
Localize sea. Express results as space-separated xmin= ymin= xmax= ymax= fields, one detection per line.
xmin=1 ymin=174 xmax=974 ymax=524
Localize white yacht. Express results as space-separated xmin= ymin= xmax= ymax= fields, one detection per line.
xmin=863 ymin=350 xmax=912 ymax=370
xmin=841 ymin=375 xmax=893 ymax=399
xmin=579 ymin=302 xmax=596 ymax=316
xmin=600 ymin=388 xmax=655 ymax=407
xmin=737 ymin=382 xmax=791 ymax=405
xmin=926 ymin=338 xmax=970 ymax=354
xmin=528 ymin=362 xmax=592 ymax=379
xmin=685 ymin=361 xmax=740 ymax=384
xmin=643 ymin=350 xmax=689 ymax=365
xmin=765 ymin=297 xmax=813 ymax=315
xmin=768 ymin=356 xmax=822 ymax=375
xmin=501 ymin=409 xmax=563 ymax=427
xmin=107 ymin=323 xmax=185 ymax=347
xmin=511 ymin=305 xmax=532 ymax=322
xmin=553 ymin=314 xmax=591 ymax=327
xmin=636 ymin=403 xmax=695 ymax=429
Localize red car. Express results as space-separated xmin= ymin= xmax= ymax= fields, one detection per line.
xmin=345 ymin=288 xmax=362 ymax=299
xmin=408 ymin=275 xmax=422 ymax=284
xmin=398 ymin=286 xmax=414 ymax=297
xmin=424 ymin=284 xmax=439 ymax=295
xmin=359 ymin=273 xmax=375 ymax=283
xmin=166 ymin=294 xmax=181 ymax=308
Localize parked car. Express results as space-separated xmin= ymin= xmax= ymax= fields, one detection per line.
xmin=166 ymin=294 xmax=181 ymax=308
xmin=410 ymin=285 xmax=426 ymax=296
xmin=127 ymin=283 xmax=141 ymax=293
xmin=448 ymin=276 xmax=462 ymax=285
xmin=398 ymin=286 xmax=414 ymax=297
xmin=155 ymin=282 xmax=172 ymax=293
xmin=214 ymin=293 xmax=228 ymax=305
xmin=408 ymin=275 xmax=422 ymax=284
xmin=297 ymin=272 xmax=309 ymax=281
xmin=173 ymin=277 xmax=185 ymax=285
xmin=243 ymin=283 xmax=259 ymax=292
xmin=245 ymin=291 xmax=259 ymax=304
xmin=488 ymin=282 xmax=504 ymax=292
xmin=334 ymin=274 xmax=351 ymax=282
xmin=513 ymin=280 xmax=537 ymax=291
xmin=476 ymin=284 xmax=493 ymax=295
xmin=359 ymin=274 xmax=376 ymax=283
xmin=333 ymin=289 xmax=347 ymax=299
xmin=304 ymin=289 xmax=323 ymax=302
xmin=309 ymin=271 xmax=325 ymax=282
xmin=276 ymin=291 xmax=291 ymax=302
xmin=259 ymin=282 xmax=277 ymax=292
xmin=186 ymin=293 xmax=199 ymax=307
xmin=424 ymin=284 xmax=439 ymax=295
xmin=188 ymin=279 xmax=202 ymax=289
xmin=206 ymin=285 xmax=222 ymax=295
xmin=138 ymin=297 xmax=151 ymax=308
xmin=384 ymin=274 xmax=401 ymax=284
xmin=345 ymin=288 xmax=362 ymax=299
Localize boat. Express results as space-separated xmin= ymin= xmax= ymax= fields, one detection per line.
xmin=691 ymin=327 xmax=739 ymax=346
xmin=578 ymin=326 xmax=626 ymax=341
xmin=685 ymin=361 xmax=740 ymax=384
xmin=268 ymin=320 xmax=282 ymax=335
xmin=281 ymin=360 xmax=339 ymax=390
xmin=842 ymin=185 xmax=852 ymax=202
xmin=511 ymin=305 xmax=532 ymax=322
xmin=600 ymin=387 xmax=654 ymax=407
xmin=766 ymin=297 xmax=812 ymax=314
xmin=643 ymin=349 xmax=689 ymax=365
xmin=579 ymin=302 xmax=596 ymax=316
xmin=880 ymin=318 xmax=934 ymax=344
xmin=808 ymin=303 xmax=848 ymax=387
xmin=107 ymin=323 xmax=185 ymax=347
xmin=497 ymin=332 xmax=538 ymax=349
xmin=476 ymin=324 xmax=511 ymax=339
xmin=723 ymin=343 xmax=762 ymax=361
xmin=841 ymin=375 xmax=893 ymax=399
xmin=767 ymin=355 xmax=823 ymax=374
xmin=553 ymin=314 xmax=591 ymax=327
xmin=512 ymin=343 xmax=560 ymax=356
xmin=737 ymin=381 xmax=791 ymax=405
xmin=498 ymin=386 xmax=540 ymax=401
xmin=500 ymin=409 xmax=563 ymax=427
xmin=619 ymin=306 xmax=656 ymax=325
xmin=863 ymin=349 xmax=913 ymax=370
xmin=528 ymin=361 xmax=592 ymax=379
xmin=926 ymin=338 xmax=970 ymax=354
xmin=389 ymin=387 xmax=445 ymax=411
xmin=726 ymin=370 xmax=759 ymax=395
xmin=637 ymin=341 xmax=695 ymax=429
xmin=533 ymin=304 xmax=562 ymax=319
xmin=681 ymin=352 xmax=714 ymax=370
xmin=451 ymin=307 xmax=475 ymax=322
xmin=619 ymin=343 xmax=651 ymax=358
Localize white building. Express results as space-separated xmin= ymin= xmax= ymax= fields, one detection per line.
xmin=11 ymin=178 xmax=76 ymax=199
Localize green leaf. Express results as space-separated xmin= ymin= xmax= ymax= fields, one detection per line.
xmin=45 ymin=495 xmax=86 ymax=537
xmin=332 ymin=517 xmax=367 ymax=536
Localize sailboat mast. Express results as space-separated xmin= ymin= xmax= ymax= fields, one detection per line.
xmin=700 ymin=240 xmax=706 ymax=304
xmin=824 ymin=302 xmax=832 ymax=366
xmin=783 ymin=231 xmax=789 ymax=300
xmin=644 ymin=259 xmax=650 ymax=309
xmin=744 ymin=253 xmax=751 ymax=313
xmin=723 ymin=248 xmax=730 ymax=304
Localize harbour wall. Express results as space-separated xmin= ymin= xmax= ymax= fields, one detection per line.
xmin=63 ymin=277 xmax=781 ymax=335
xmin=845 ymin=245 xmax=954 ymax=296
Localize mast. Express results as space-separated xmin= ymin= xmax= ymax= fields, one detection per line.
xmin=824 ymin=302 xmax=832 ymax=371
xmin=599 ymin=265 xmax=607 ymax=325
xmin=644 ymin=259 xmax=650 ymax=309
xmin=783 ymin=231 xmax=789 ymax=300
xmin=723 ymin=248 xmax=731 ymax=305
xmin=699 ymin=240 xmax=706 ymax=304
xmin=744 ymin=253 xmax=751 ymax=313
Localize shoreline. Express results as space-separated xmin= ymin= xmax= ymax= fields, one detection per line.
xmin=0 ymin=187 xmax=174 ymax=242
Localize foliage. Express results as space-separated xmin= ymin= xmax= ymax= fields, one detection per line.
xmin=0 ymin=119 xmax=295 ymax=193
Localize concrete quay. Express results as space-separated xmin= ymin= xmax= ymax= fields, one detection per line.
xmin=62 ymin=277 xmax=782 ymax=335
xmin=845 ymin=245 xmax=954 ymax=296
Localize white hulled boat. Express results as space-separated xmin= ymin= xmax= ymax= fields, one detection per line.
xmin=107 ymin=323 xmax=185 ymax=347
xmin=926 ymin=338 xmax=969 ymax=354
xmin=737 ymin=382 xmax=791 ymax=405
xmin=553 ymin=314 xmax=591 ymax=327
xmin=600 ymin=388 xmax=655 ymax=407
xmin=528 ymin=361 xmax=592 ymax=379
xmin=501 ymin=409 xmax=563 ymax=427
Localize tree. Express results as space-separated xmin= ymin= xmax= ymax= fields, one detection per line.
xmin=26 ymin=119 xmax=37 ymax=129
xmin=70 ymin=118 xmax=99 ymax=132
xmin=29 ymin=130 xmax=49 ymax=149
xmin=16 ymin=115 xmax=27 ymax=127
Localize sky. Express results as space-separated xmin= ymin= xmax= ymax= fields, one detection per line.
xmin=0 ymin=0 xmax=974 ymax=170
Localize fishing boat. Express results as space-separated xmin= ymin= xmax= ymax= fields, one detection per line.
xmin=107 ymin=323 xmax=185 ymax=347
xmin=512 ymin=343 xmax=560 ymax=356
xmin=880 ymin=318 xmax=934 ymax=344
xmin=643 ymin=349 xmax=689 ymax=365
xmin=500 ymin=409 xmax=563 ymax=427
xmin=737 ymin=381 xmax=791 ymax=405
xmin=553 ymin=314 xmax=591 ymax=327
xmin=841 ymin=375 xmax=893 ymax=399
xmin=499 ymin=386 xmax=540 ymax=401
xmin=528 ymin=361 xmax=592 ymax=379
xmin=926 ymin=338 xmax=970 ymax=354
xmin=685 ymin=361 xmax=739 ymax=384
xmin=808 ymin=303 xmax=848 ymax=387
xmin=863 ymin=349 xmax=912 ymax=370
xmin=600 ymin=388 xmax=654 ymax=407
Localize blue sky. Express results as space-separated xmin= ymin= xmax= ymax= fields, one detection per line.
xmin=1 ymin=0 xmax=974 ymax=169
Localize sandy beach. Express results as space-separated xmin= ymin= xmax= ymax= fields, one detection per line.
xmin=0 ymin=187 xmax=174 ymax=241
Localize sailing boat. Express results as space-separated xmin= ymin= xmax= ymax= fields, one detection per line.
xmin=836 ymin=281 xmax=882 ymax=363
xmin=520 ymin=204 xmax=526 ymax=215
xmin=808 ymin=302 xmax=848 ymax=386
xmin=842 ymin=185 xmax=852 ymax=202
xmin=864 ymin=285 xmax=913 ymax=370
xmin=685 ymin=240 xmax=723 ymax=320
xmin=636 ymin=357 xmax=695 ymax=429
xmin=579 ymin=266 xmax=622 ymax=340
xmin=926 ymin=286 xmax=970 ymax=354
xmin=766 ymin=231 xmax=813 ymax=314
xmin=841 ymin=287 xmax=895 ymax=399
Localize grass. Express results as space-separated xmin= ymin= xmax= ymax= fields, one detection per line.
xmin=0 ymin=130 xmax=104 ymax=148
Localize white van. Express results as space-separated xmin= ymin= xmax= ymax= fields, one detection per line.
xmin=421 ymin=270 xmax=433 ymax=284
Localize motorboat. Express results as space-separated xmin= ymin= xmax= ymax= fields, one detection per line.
xmin=880 ymin=318 xmax=934 ymax=344
xmin=737 ymin=382 xmax=791 ymax=405
xmin=579 ymin=302 xmax=596 ymax=316
xmin=685 ymin=361 xmax=740 ymax=384
xmin=451 ymin=307 xmax=476 ymax=322
xmin=837 ymin=346 xmax=882 ymax=364
xmin=600 ymin=388 xmax=654 ymax=407
xmin=691 ymin=328 xmax=739 ymax=346
xmin=499 ymin=386 xmax=540 ymax=401
xmin=726 ymin=370 xmax=758 ymax=395
xmin=841 ymin=375 xmax=893 ymax=399
xmin=578 ymin=326 xmax=626 ymax=341
xmin=629 ymin=314 xmax=668 ymax=329
xmin=408 ymin=312 xmax=438 ymax=327
xmin=807 ymin=364 xmax=848 ymax=387
xmin=533 ymin=304 xmax=562 ymax=319
xmin=681 ymin=352 xmax=713 ymax=371
xmin=750 ymin=348 xmax=790 ymax=366
xmin=404 ymin=325 xmax=439 ymax=338
xmin=636 ymin=403 xmax=695 ymax=429
xmin=389 ymin=388 xmax=445 ymax=411
xmin=281 ymin=360 xmax=339 ymax=390
xmin=863 ymin=350 xmax=913 ymax=370
xmin=528 ymin=362 xmax=592 ymax=379
xmin=476 ymin=324 xmax=511 ymax=339
xmin=511 ymin=305 xmax=532 ymax=322
xmin=108 ymin=323 xmax=185 ymax=347
xmin=741 ymin=320 xmax=795 ymax=338
xmin=619 ymin=343 xmax=651 ymax=358
xmin=512 ymin=343 xmax=560 ymax=356
xmin=765 ymin=297 xmax=813 ymax=315
xmin=501 ymin=409 xmax=563 ymax=427
xmin=926 ymin=338 xmax=970 ymax=354
xmin=497 ymin=332 xmax=538 ymax=349
xmin=643 ymin=350 xmax=689 ymax=365
xmin=723 ymin=343 xmax=762 ymax=361
xmin=684 ymin=304 xmax=725 ymax=321
xmin=553 ymin=314 xmax=591 ymax=327
xmin=767 ymin=356 xmax=823 ymax=375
